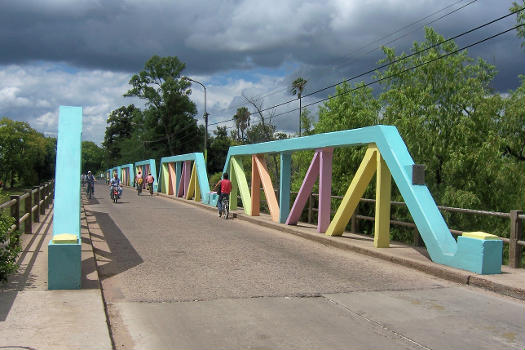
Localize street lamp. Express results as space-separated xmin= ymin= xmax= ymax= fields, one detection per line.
xmin=182 ymin=76 xmax=209 ymax=169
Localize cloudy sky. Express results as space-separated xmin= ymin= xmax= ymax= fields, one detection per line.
xmin=0 ymin=0 xmax=523 ymax=144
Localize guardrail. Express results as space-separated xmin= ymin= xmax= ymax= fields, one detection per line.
xmin=249 ymin=189 xmax=524 ymax=268
xmin=0 ymin=181 xmax=55 ymax=235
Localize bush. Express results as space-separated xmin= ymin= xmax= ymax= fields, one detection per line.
xmin=0 ymin=211 xmax=20 ymax=283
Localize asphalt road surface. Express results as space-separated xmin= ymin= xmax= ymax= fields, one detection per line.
xmin=84 ymin=183 xmax=525 ymax=349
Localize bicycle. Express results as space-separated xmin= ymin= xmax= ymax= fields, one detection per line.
xmin=86 ymin=183 xmax=94 ymax=199
xmin=221 ymin=195 xmax=229 ymax=219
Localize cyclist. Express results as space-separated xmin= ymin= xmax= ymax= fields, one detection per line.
xmin=146 ymin=172 xmax=155 ymax=195
xmin=213 ymin=173 xmax=232 ymax=217
xmin=135 ymin=171 xmax=143 ymax=195
xmin=86 ymin=171 xmax=96 ymax=197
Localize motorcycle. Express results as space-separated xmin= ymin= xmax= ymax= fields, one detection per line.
xmin=110 ymin=186 xmax=120 ymax=203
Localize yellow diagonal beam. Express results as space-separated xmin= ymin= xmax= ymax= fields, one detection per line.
xmin=374 ymin=151 xmax=391 ymax=248
xmin=326 ymin=145 xmax=377 ymax=236
xmin=185 ymin=162 xmax=200 ymax=201
xmin=230 ymin=157 xmax=251 ymax=215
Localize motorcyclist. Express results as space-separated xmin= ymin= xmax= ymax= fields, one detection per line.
xmin=109 ymin=172 xmax=122 ymax=199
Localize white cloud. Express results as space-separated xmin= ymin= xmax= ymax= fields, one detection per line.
xmin=0 ymin=63 xmax=139 ymax=144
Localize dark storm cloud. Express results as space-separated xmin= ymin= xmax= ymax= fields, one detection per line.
xmin=0 ymin=0 xmax=523 ymax=139
xmin=0 ymin=0 xmax=522 ymax=86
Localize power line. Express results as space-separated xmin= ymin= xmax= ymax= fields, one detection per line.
xmin=207 ymin=0 xmax=478 ymax=120
xmin=266 ymin=23 xmax=524 ymax=123
xmin=208 ymin=8 xmax=523 ymax=128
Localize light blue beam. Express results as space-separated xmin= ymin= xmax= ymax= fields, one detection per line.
xmin=222 ymin=125 xmax=501 ymax=274
xmin=159 ymin=153 xmax=210 ymax=203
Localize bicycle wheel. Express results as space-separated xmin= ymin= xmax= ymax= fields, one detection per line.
xmin=223 ymin=199 xmax=229 ymax=219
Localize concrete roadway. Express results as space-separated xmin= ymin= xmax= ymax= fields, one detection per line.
xmin=85 ymin=183 xmax=525 ymax=349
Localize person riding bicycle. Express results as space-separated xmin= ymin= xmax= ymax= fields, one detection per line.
xmin=146 ymin=173 xmax=155 ymax=195
xmin=109 ymin=172 xmax=122 ymax=198
xmin=135 ymin=171 xmax=143 ymax=193
xmin=86 ymin=171 xmax=96 ymax=195
xmin=213 ymin=173 xmax=232 ymax=217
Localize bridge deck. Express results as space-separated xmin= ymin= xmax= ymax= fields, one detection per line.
xmin=83 ymin=183 xmax=524 ymax=349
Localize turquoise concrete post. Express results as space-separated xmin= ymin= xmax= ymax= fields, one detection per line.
xmin=279 ymin=152 xmax=291 ymax=223
xmin=48 ymin=106 xmax=82 ymax=290
xmin=175 ymin=162 xmax=182 ymax=196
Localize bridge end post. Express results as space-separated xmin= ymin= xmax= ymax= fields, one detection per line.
xmin=48 ymin=106 xmax=82 ymax=290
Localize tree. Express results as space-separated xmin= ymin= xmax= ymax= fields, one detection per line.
xmin=208 ymin=126 xmax=231 ymax=174
xmin=0 ymin=118 xmax=50 ymax=187
xmin=103 ymin=105 xmax=140 ymax=165
xmin=291 ymin=77 xmax=307 ymax=136
xmin=232 ymin=107 xmax=250 ymax=143
xmin=303 ymin=27 xmax=524 ymax=241
xmin=82 ymin=141 xmax=104 ymax=174
xmin=125 ymin=55 xmax=200 ymax=156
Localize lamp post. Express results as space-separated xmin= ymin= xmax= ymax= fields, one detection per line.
xmin=182 ymin=76 xmax=209 ymax=169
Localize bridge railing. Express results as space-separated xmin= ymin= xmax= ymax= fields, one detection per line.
xmin=251 ymin=189 xmax=524 ymax=268
xmin=0 ymin=181 xmax=55 ymax=235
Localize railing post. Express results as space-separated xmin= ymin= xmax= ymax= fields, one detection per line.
xmin=307 ymin=193 xmax=313 ymax=224
xmin=44 ymin=182 xmax=49 ymax=209
xmin=509 ymin=210 xmax=523 ymax=268
xmin=33 ymin=186 xmax=40 ymax=223
xmin=413 ymin=227 xmax=424 ymax=247
xmin=10 ymin=195 xmax=20 ymax=231
xmin=39 ymin=185 xmax=45 ymax=216
xmin=24 ymin=189 xmax=32 ymax=234
xmin=351 ymin=213 xmax=357 ymax=233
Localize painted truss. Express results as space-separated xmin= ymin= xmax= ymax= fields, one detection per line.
xmin=135 ymin=159 xmax=158 ymax=192
xmin=222 ymin=125 xmax=502 ymax=274
xmin=118 ymin=164 xmax=135 ymax=187
xmin=157 ymin=153 xmax=210 ymax=203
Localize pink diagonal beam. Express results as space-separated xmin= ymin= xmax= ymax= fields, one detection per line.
xmin=318 ymin=148 xmax=334 ymax=232
xmin=285 ymin=151 xmax=320 ymax=225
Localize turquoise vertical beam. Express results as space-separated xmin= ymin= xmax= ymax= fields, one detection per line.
xmin=279 ymin=152 xmax=291 ymax=223
xmin=128 ymin=164 xmax=135 ymax=187
xmin=193 ymin=153 xmax=211 ymax=203
xmin=149 ymin=159 xmax=158 ymax=192
xmin=175 ymin=162 xmax=182 ymax=196
xmin=49 ymin=106 xmax=82 ymax=290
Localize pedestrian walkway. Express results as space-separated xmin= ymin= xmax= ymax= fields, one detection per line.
xmin=0 ymin=200 xmax=112 ymax=350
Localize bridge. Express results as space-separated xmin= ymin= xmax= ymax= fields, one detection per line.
xmin=1 ymin=106 xmax=524 ymax=349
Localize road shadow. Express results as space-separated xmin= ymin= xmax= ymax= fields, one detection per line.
xmin=86 ymin=210 xmax=143 ymax=279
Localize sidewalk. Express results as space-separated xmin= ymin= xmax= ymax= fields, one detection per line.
xmin=158 ymin=192 xmax=525 ymax=301
xmin=0 ymin=200 xmax=112 ymax=350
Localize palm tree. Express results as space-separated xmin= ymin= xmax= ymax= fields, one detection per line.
xmin=233 ymin=107 xmax=250 ymax=143
xmin=291 ymin=77 xmax=307 ymax=136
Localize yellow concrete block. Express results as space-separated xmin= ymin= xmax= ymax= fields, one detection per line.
xmin=462 ymin=231 xmax=500 ymax=240
xmin=52 ymin=233 xmax=78 ymax=244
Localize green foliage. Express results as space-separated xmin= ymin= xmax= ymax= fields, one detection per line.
xmin=294 ymin=27 xmax=524 ymax=241
xmin=125 ymin=55 xmax=201 ymax=157
xmin=208 ymin=127 xmax=231 ymax=174
xmin=82 ymin=141 xmax=104 ymax=174
xmin=0 ymin=211 xmax=19 ymax=283
xmin=209 ymin=172 xmax=223 ymax=190
xmin=0 ymin=117 xmax=55 ymax=187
